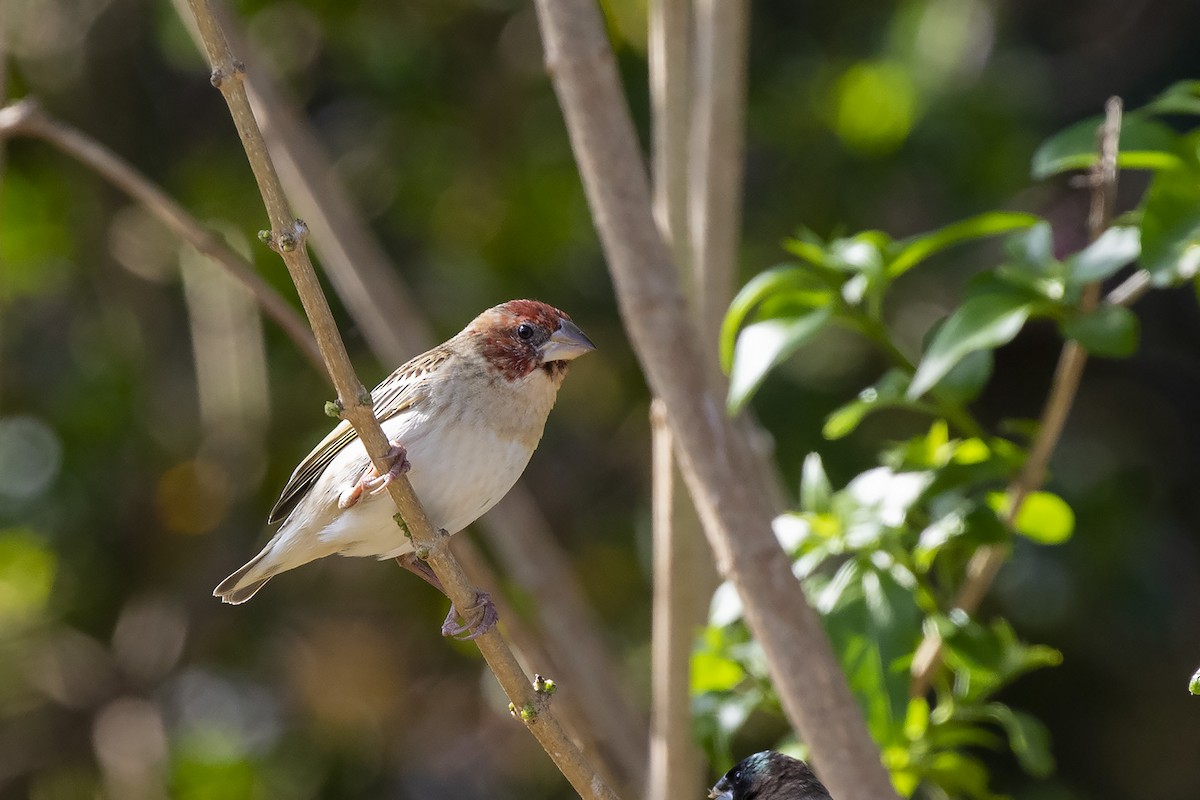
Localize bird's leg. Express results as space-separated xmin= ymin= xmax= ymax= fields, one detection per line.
xmin=395 ymin=551 xmax=443 ymax=591
xmin=395 ymin=549 xmax=499 ymax=641
xmin=338 ymin=440 xmax=409 ymax=509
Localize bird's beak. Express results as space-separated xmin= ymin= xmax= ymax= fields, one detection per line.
xmin=540 ymin=319 xmax=596 ymax=362
xmin=707 ymin=788 xmax=731 ymax=800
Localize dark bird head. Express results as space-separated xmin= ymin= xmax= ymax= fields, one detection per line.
xmin=709 ymin=751 xmax=833 ymax=800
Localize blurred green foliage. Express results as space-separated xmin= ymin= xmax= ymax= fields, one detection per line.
xmin=708 ymin=81 xmax=1200 ymax=798
xmin=3 ymin=1 xmax=1200 ymax=799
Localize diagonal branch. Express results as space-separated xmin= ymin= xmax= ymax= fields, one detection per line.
xmin=0 ymin=98 xmax=324 ymax=375
xmin=172 ymin=1 xmax=646 ymax=785
xmin=181 ymin=2 xmax=619 ymax=797
xmin=910 ymin=97 xmax=1124 ymax=696
xmin=532 ymin=2 xmax=898 ymax=797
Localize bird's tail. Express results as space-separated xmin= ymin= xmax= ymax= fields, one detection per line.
xmin=214 ymin=545 xmax=278 ymax=604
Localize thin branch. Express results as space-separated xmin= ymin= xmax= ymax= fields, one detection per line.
xmin=852 ymin=316 xmax=987 ymax=438
xmin=179 ymin=0 xmax=434 ymax=358
xmin=648 ymin=1 xmax=701 ymax=797
xmin=648 ymin=2 xmax=738 ymax=797
xmin=648 ymin=400 xmax=710 ymax=800
xmin=174 ymin=1 xmax=646 ymax=785
xmin=689 ymin=0 xmax=748 ymax=367
xmin=648 ymin=1 xmax=706 ymax=796
xmin=0 ymin=11 xmax=9 ymax=186
xmin=480 ymin=491 xmax=647 ymax=788
xmin=532 ymin=2 xmax=898 ymax=798
xmin=0 ymin=16 xmax=10 ymax=405
xmin=451 ymin=537 xmax=633 ymax=798
xmin=650 ymin=0 xmax=692 ymax=275
xmin=1106 ymin=268 xmax=1152 ymax=307
xmin=0 ymin=98 xmax=325 ymax=375
xmin=911 ymin=97 xmax=1124 ymax=696
xmin=181 ymin=3 xmax=619 ymax=797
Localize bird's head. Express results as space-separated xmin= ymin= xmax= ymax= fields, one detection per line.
xmin=709 ymin=751 xmax=831 ymax=800
xmin=471 ymin=299 xmax=595 ymax=381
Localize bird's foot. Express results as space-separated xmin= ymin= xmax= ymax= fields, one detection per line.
xmin=338 ymin=440 xmax=409 ymax=509
xmin=441 ymin=591 xmax=498 ymax=641
xmin=364 ymin=441 xmax=410 ymax=494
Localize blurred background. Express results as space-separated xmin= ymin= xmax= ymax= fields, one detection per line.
xmin=2 ymin=0 xmax=1200 ymax=798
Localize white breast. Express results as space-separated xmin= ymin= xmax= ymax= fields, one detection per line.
xmin=290 ymin=365 xmax=560 ymax=561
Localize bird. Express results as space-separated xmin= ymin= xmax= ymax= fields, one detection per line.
xmin=709 ymin=751 xmax=833 ymax=800
xmin=214 ymin=299 xmax=595 ymax=638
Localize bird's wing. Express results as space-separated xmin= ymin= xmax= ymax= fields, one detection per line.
xmin=267 ymin=346 xmax=453 ymax=523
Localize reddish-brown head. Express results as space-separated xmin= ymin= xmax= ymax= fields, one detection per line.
xmin=470 ymin=299 xmax=595 ymax=381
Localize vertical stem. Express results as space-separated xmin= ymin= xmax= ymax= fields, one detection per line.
xmin=533 ymin=2 xmax=898 ymax=796
xmin=648 ymin=1 xmax=703 ymax=797
xmin=910 ymin=97 xmax=1123 ymax=696
xmin=648 ymin=0 xmax=751 ymax=795
xmin=650 ymin=0 xmax=693 ymax=275
xmin=0 ymin=12 xmax=10 ymax=406
xmin=648 ymin=402 xmax=709 ymax=800
xmin=689 ymin=0 xmax=749 ymax=371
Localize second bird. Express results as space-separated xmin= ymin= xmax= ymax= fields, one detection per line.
xmin=214 ymin=299 xmax=595 ymax=636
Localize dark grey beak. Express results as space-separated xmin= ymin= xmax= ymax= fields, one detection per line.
xmin=539 ymin=318 xmax=596 ymax=362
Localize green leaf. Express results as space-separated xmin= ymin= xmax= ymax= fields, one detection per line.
xmin=720 ymin=266 xmax=831 ymax=370
xmin=888 ymin=212 xmax=1040 ymax=278
xmin=1144 ymin=81 xmax=1200 ymax=116
xmin=837 ymin=467 xmax=934 ymax=548
xmin=984 ymin=704 xmax=1055 ymax=778
xmin=800 ymin=453 xmax=833 ymax=513
xmin=727 ymin=307 xmax=833 ymax=413
xmin=915 ymin=502 xmax=1007 ymax=572
xmin=829 ymin=233 xmax=888 ymax=274
xmin=909 ymin=294 xmax=1033 ymax=399
xmin=920 ymin=751 xmax=1001 ymax=800
xmin=936 ymin=349 xmax=994 ymax=406
xmin=1061 ymin=305 xmax=1139 ymax=358
xmin=924 ymin=721 xmax=1004 ymax=752
xmin=822 ymin=370 xmax=912 ymax=439
xmin=782 ymin=235 xmax=830 ymax=268
xmin=1065 ymin=225 xmax=1141 ymax=285
xmin=691 ymin=650 xmax=747 ymax=693
xmin=708 ymin=582 xmax=744 ymax=627
xmin=816 ymin=561 xmax=922 ymax=742
xmin=862 ymin=566 xmax=923 ymax=728
xmin=988 ymin=490 xmax=1075 ymax=544
xmin=814 ymin=558 xmax=863 ymax=614
xmin=1005 ymin=221 xmax=1056 ymax=271
xmin=936 ymin=615 xmax=1063 ymax=703
xmin=1140 ymin=166 xmax=1200 ymax=284
xmin=1031 ymin=115 xmax=1182 ymax=179
xmin=1190 ymin=666 xmax=1200 ymax=695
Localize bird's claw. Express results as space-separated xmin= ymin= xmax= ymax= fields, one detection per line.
xmin=338 ymin=441 xmax=409 ymax=508
xmin=441 ymin=591 xmax=498 ymax=641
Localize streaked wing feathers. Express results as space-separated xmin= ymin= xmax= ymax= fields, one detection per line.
xmin=267 ymin=346 xmax=452 ymax=523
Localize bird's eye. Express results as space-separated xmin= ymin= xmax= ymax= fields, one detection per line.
xmin=516 ymin=322 xmax=535 ymax=341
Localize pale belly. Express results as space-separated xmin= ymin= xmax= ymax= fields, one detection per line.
xmin=314 ymin=421 xmax=536 ymax=559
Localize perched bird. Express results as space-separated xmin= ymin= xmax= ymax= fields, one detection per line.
xmin=709 ymin=751 xmax=833 ymax=800
xmin=214 ymin=299 xmax=595 ymax=637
